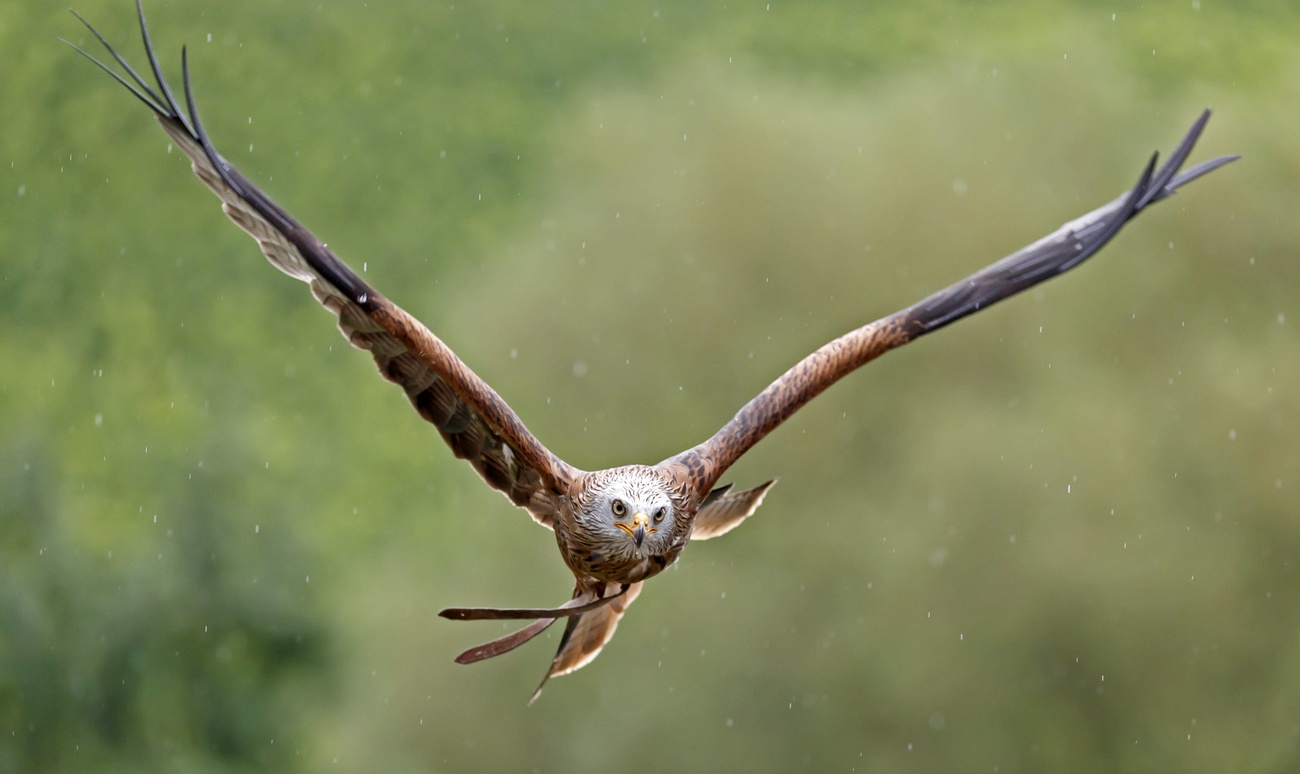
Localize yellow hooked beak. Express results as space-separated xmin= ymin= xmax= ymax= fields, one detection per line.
xmin=615 ymin=511 xmax=657 ymax=548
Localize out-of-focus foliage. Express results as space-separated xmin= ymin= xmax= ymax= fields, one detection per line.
xmin=2 ymin=0 xmax=1296 ymax=771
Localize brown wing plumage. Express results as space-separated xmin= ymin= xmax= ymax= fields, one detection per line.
xmin=68 ymin=3 xmax=577 ymax=527
xmin=665 ymin=112 xmax=1238 ymax=494
xmin=690 ymin=479 xmax=777 ymax=540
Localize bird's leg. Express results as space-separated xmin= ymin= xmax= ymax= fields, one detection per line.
xmin=450 ymin=585 xmax=627 ymax=664
xmin=438 ymin=586 xmax=628 ymax=621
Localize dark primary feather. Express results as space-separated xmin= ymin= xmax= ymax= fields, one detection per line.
xmin=67 ymin=1 xmax=577 ymax=528
xmin=908 ymin=111 xmax=1235 ymax=335
xmin=667 ymin=111 xmax=1237 ymax=491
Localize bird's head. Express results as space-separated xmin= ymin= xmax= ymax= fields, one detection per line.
xmin=581 ymin=466 xmax=683 ymax=558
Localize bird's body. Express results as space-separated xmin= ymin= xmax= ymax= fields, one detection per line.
xmin=558 ymin=466 xmax=690 ymax=585
xmin=68 ymin=1 xmax=1236 ymax=701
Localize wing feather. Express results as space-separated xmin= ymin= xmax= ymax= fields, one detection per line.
xmin=70 ymin=2 xmax=576 ymax=526
xmin=667 ymin=112 xmax=1237 ymax=494
xmin=691 ymin=479 xmax=777 ymax=540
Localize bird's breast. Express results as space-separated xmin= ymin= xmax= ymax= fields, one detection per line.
xmin=555 ymin=521 xmax=679 ymax=585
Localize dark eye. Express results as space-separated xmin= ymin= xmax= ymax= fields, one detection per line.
xmin=654 ymin=507 xmax=666 ymax=523
xmin=611 ymin=499 xmax=626 ymax=516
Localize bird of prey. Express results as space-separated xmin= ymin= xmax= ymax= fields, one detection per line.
xmin=68 ymin=2 xmax=1236 ymax=702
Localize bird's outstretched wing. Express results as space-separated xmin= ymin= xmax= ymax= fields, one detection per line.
xmin=664 ymin=111 xmax=1237 ymax=495
xmin=66 ymin=2 xmax=578 ymax=526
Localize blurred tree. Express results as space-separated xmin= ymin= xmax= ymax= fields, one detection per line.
xmin=0 ymin=437 xmax=326 ymax=772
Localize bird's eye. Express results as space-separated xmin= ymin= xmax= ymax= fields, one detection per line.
xmin=654 ymin=507 xmax=666 ymax=523
xmin=611 ymin=499 xmax=626 ymax=516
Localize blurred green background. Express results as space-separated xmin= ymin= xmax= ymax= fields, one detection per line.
xmin=3 ymin=0 xmax=1296 ymax=771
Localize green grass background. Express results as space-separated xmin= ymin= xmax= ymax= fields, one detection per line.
xmin=3 ymin=1 xmax=1296 ymax=771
